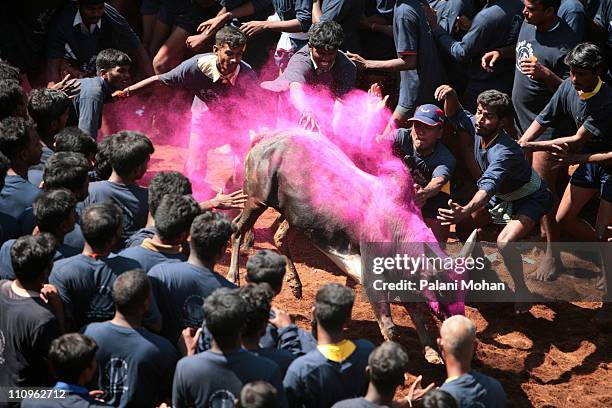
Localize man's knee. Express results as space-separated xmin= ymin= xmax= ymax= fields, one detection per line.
xmin=152 ymin=50 xmax=173 ymax=74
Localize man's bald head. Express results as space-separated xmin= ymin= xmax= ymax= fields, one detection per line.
xmin=439 ymin=315 xmax=476 ymax=362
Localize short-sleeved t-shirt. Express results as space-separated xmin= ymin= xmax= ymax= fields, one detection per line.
xmin=394 ymin=0 xmax=446 ymax=112
xmin=262 ymin=45 xmax=357 ymax=97
xmin=251 ymin=347 xmax=296 ymax=376
xmin=49 ymin=254 xmax=159 ymax=329
xmin=46 ymin=2 xmax=141 ymax=76
xmin=428 ymin=0 xmax=475 ymax=35
xmin=82 ymin=180 xmax=149 ymax=245
xmin=72 ymin=76 xmax=114 ymax=139
xmin=119 ymin=244 xmax=186 ymax=272
xmin=272 ymin=0 xmax=313 ymax=32
xmin=393 ymin=128 xmax=456 ymax=184
xmin=148 ymin=261 xmax=236 ymax=343
xmin=27 ymin=142 xmax=54 ymax=187
xmin=0 ymin=280 xmax=61 ymax=389
xmin=0 ymin=238 xmax=80 ymax=280
xmin=318 ymin=0 xmax=365 ymax=53
xmin=158 ymin=53 xmax=259 ymax=114
xmin=595 ymin=0 xmax=612 ymax=61
xmin=83 ymin=322 xmax=179 ymax=407
xmin=172 ymin=349 xmax=286 ymax=408
xmin=440 ymin=371 xmax=507 ymax=408
xmin=19 ymin=208 xmax=86 ymax=251
xmin=332 ymin=398 xmax=389 ymax=408
xmin=283 ymin=339 xmax=375 ymax=408
xmin=0 ymin=174 xmax=41 ymax=225
xmin=536 ymin=78 xmax=612 ymax=152
xmin=512 ymin=19 xmax=579 ymax=137
xmin=125 ymin=226 xmax=156 ymax=247
xmin=558 ymin=0 xmax=586 ymax=39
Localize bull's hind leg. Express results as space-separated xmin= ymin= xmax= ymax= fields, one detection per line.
xmin=273 ymin=218 xmax=303 ymax=299
xmin=228 ymin=201 xmax=267 ymax=285
xmin=369 ymin=301 xmax=398 ymax=342
xmin=403 ymin=303 xmax=443 ymax=365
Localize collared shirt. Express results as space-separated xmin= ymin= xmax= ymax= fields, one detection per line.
xmin=196 ymin=54 xmax=241 ymax=85
xmin=73 ymin=10 xmax=102 ymax=34
xmin=309 ymin=49 xmax=336 ymax=74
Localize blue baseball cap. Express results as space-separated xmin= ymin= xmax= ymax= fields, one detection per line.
xmin=408 ymin=104 xmax=445 ymax=126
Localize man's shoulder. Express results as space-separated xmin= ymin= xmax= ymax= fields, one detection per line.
xmin=335 ymin=51 xmax=357 ymax=72
xmin=149 ymin=260 xmax=193 ymax=279
xmin=106 ymin=254 xmax=142 ymax=271
xmin=52 ymin=254 xmax=89 ymax=274
xmin=77 ymin=77 xmax=105 ymax=98
xmin=353 ymin=338 xmax=376 ymax=354
xmin=394 ymin=0 xmax=421 ymax=18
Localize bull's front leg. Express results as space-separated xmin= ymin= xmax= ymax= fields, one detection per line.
xmin=403 ymin=302 xmax=444 ymax=365
xmin=368 ymin=300 xmax=398 ymax=342
xmin=228 ymin=200 xmax=267 ymax=285
xmin=273 ymin=218 xmax=303 ymax=299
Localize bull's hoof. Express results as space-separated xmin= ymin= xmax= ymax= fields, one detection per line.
xmin=290 ymin=284 xmax=303 ymax=299
xmin=424 ymin=346 xmax=444 ymax=365
xmin=226 ymin=272 xmax=240 ymax=286
xmin=240 ymin=230 xmax=255 ymax=254
xmin=380 ymin=323 xmax=399 ymax=342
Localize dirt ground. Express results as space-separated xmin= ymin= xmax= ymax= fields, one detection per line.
xmin=149 ymin=144 xmax=611 ymax=407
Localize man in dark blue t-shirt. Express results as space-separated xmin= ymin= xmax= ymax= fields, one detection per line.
xmin=284 ymin=284 xmax=374 ymax=407
xmin=119 ymin=194 xmax=199 ymax=271
xmin=172 ymin=288 xmax=286 ymax=407
xmin=437 ymin=85 xmax=552 ymax=313
xmin=558 ymin=0 xmax=586 ymax=39
xmin=0 ymin=190 xmax=79 ymax=281
xmin=50 ymin=203 xmax=161 ymax=331
xmin=71 ymin=49 xmax=131 ymax=139
xmin=149 ymin=211 xmax=237 ymax=343
xmin=439 ymin=316 xmax=507 ymax=407
xmin=82 ymin=131 xmax=153 ymax=245
xmin=347 ymin=0 xmax=446 ymax=126
xmin=392 ymin=104 xmax=456 ymax=241
xmin=84 ymin=270 xmax=179 ymax=407
xmin=45 ymin=0 xmax=151 ymax=81
xmin=0 ymin=117 xmax=42 ymax=242
xmin=425 ymin=0 xmax=524 ymax=111
xmin=313 ymin=0 xmax=365 ymax=53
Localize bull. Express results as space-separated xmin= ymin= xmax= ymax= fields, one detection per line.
xmin=227 ymin=129 xmax=475 ymax=363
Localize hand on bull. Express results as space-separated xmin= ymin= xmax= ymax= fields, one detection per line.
xmin=437 ymin=199 xmax=470 ymax=226
xmin=413 ymin=184 xmax=429 ymax=208
xmin=49 ymin=74 xmax=81 ymax=99
xmin=201 ymin=189 xmax=248 ymax=210
xmin=397 ymin=374 xmax=435 ymax=407
xmin=299 ymin=111 xmax=320 ymax=132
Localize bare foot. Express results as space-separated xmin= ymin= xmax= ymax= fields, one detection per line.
xmin=424 ymin=346 xmax=444 ymax=365
xmin=533 ymin=255 xmax=563 ymax=281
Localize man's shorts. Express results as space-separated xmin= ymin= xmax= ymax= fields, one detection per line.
xmin=570 ymin=162 xmax=612 ymax=203
xmin=488 ymin=183 xmax=553 ymax=223
xmin=422 ymin=192 xmax=450 ymax=219
xmin=140 ymin=0 xmax=173 ymax=25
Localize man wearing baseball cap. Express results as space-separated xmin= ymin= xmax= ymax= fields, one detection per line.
xmin=392 ymin=103 xmax=456 ymax=242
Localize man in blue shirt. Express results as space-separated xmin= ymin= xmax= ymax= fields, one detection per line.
xmin=21 ymin=333 xmax=107 ymax=408
xmin=436 ymin=85 xmax=552 ymax=313
xmin=70 ymin=49 xmax=131 ymax=139
xmin=82 ymin=131 xmax=153 ymax=244
xmin=392 ymin=104 xmax=456 ymax=242
xmin=312 ymin=0 xmax=365 ymax=53
xmin=425 ymin=0 xmax=524 ymax=111
xmin=45 ymin=0 xmax=152 ymax=82
xmin=50 ymin=203 xmax=161 ymax=331
xmin=0 ymin=117 xmax=42 ymax=242
xmin=149 ymin=211 xmax=237 ymax=343
xmin=120 ymin=194 xmax=200 ymax=271
xmin=347 ymin=0 xmax=446 ymax=126
xmin=439 ymin=316 xmax=507 ymax=407
xmin=283 ymin=283 xmax=375 ymax=407
xmin=83 ymin=269 xmax=179 ymax=407
xmin=172 ymin=288 xmax=286 ymax=407
xmin=558 ymin=0 xmax=586 ymax=38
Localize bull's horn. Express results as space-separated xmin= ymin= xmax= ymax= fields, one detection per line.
xmin=458 ymin=229 xmax=478 ymax=258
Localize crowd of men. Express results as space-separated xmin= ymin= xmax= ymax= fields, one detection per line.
xmin=1 ymin=0 xmax=611 ymax=406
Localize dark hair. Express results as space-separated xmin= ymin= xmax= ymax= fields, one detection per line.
xmin=239 ymin=382 xmax=279 ymax=408
xmin=0 ymin=79 xmax=25 ymax=119
xmin=190 ymin=212 xmax=236 ymax=263
xmin=531 ymin=0 xmax=561 ymax=11
xmin=246 ymin=250 xmax=286 ymax=293
xmin=27 ymin=89 xmax=70 ymax=132
xmin=95 ymin=49 xmax=131 ymax=74
xmin=148 ymin=171 xmax=193 ymax=217
xmin=0 ymin=151 xmax=9 ymax=190
xmin=216 ymin=25 xmax=247 ymax=48
xmin=564 ymin=42 xmax=606 ymax=73
xmin=108 ymin=131 xmax=154 ymax=178
xmin=421 ymin=389 xmax=458 ymax=408
xmin=43 ymin=152 xmax=90 ymax=193
xmin=112 ymin=269 xmax=151 ymax=315
xmin=476 ymin=90 xmax=514 ymax=120
xmin=308 ymin=21 xmax=344 ymax=51
xmin=94 ymin=134 xmax=114 ymax=180
xmin=154 ymin=194 xmax=200 ymax=242
xmin=0 ymin=116 xmax=33 ymax=159
xmin=80 ymin=203 xmax=123 ymax=250
xmin=368 ymin=342 xmax=410 ymax=394
xmin=239 ymin=283 xmax=274 ymax=338
xmin=11 ymin=233 xmax=57 ymax=284
xmin=33 ymin=189 xmax=76 ymax=233
xmin=49 ymin=333 xmax=98 ymax=384
xmin=55 ymin=127 xmax=98 ymax=157
xmin=315 ymin=283 xmax=354 ymax=331
xmin=203 ymin=288 xmax=246 ymax=346
xmin=0 ymin=60 xmax=20 ymax=81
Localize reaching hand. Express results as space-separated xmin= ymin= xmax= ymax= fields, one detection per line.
xmin=203 ymin=189 xmax=248 ymax=210
xmin=112 ymin=89 xmax=129 ymax=99
xmin=366 ymin=82 xmax=389 ymax=112
xmin=178 ymin=327 xmax=202 ymax=356
xmin=397 ymin=375 xmax=435 ymax=407
xmin=299 ymin=111 xmax=320 ymax=132
xmin=269 ymin=307 xmax=292 ymax=329
xmin=346 ymin=52 xmax=368 ymax=70
xmin=481 ymin=50 xmax=501 ymax=72
xmin=437 ymin=199 xmax=469 ymax=226
xmin=434 ymin=85 xmax=457 ymax=102
xmin=240 ymin=20 xmax=268 ymax=37
xmin=49 ymin=74 xmax=81 ymax=98
xmin=413 ymin=184 xmax=428 ymax=208
xmin=198 ymin=15 xmax=225 ymax=34
xmin=549 ymin=143 xmax=578 ymax=164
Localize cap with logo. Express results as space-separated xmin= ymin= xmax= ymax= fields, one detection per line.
xmin=407 ymin=104 xmax=445 ymax=126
